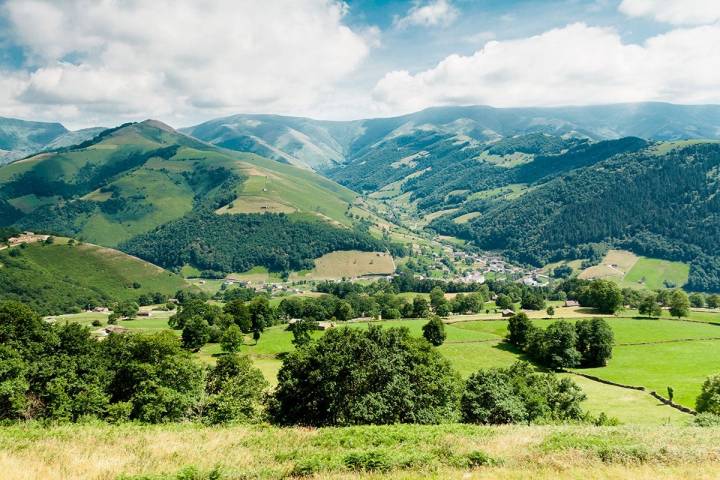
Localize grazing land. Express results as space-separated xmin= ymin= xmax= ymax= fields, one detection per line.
xmin=292 ymin=250 xmax=396 ymax=280
xmin=2 ymin=423 xmax=718 ymax=480
xmin=576 ymin=249 xmax=689 ymax=290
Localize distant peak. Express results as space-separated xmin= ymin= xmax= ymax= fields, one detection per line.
xmin=140 ymin=119 xmax=177 ymax=133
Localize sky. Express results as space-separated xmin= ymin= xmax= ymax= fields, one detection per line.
xmin=0 ymin=0 xmax=719 ymax=129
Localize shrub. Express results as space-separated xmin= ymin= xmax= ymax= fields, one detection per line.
xmin=696 ymin=374 xmax=720 ymax=415
xmin=202 ymin=354 xmax=267 ymax=424
xmin=91 ymin=319 xmax=102 ymax=327
xmin=461 ymin=362 xmax=586 ymax=424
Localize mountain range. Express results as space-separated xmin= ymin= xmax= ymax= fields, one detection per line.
xmin=2 ymin=102 xmax=720 ymax=290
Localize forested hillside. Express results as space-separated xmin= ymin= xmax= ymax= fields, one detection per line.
xmin=122 ymin=211 xmax=400 ymax=275
xmin=434 ymin=142 xmax=720 ymax=291
xmin=0 ymin=120 xmax=397 ymax=275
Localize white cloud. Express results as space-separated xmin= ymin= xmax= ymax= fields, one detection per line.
xmin=1 ymin=0 xmax=371 ymax=128
xmin=394 ymin=0 xmax=458 ymax=29
xmin=619 ymin=0 xmax=720 ymax=25
xmin=372 ymin=22 xmax=720 ymax=113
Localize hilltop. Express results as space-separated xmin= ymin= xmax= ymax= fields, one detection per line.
xmin=0 ymin=238 xmax=188 ymax=315
xmin=0 ymin=120 xmax=399 ymax=276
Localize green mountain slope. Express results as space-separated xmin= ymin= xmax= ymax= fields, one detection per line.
xmin=433 ymin=141 xmax=720 ymax=291
xmin=0 ymin=120 xmax=396 ymax=275
xmin=0 ymin=240 xmax=188 ymax=315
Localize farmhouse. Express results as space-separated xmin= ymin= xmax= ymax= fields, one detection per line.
xmin=94 ymin=325 xmax=130 ymax=337
xmin=564 ymin=300 xmax=580 ymax=307
xmin=7 ymin=231 xmax=50 ymax=247
xmin=501 ymin=309 xmax=515 ymax=317
xmin=93 ymin=306 xmax=110 ymax=313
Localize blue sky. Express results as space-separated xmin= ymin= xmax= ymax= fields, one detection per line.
xmin=0 ymin=0 xmax=718 ymax=129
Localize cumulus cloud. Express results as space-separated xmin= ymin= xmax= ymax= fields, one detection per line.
xmin=619 ymin=0 xmax=720 ymax=25
xmin=394 ymin=0 xmax=458 ymax=29
xmin=372 ymin=22 xmax=720 ymax=113
xmin=1 ymin=0 xmax=371 ymax=127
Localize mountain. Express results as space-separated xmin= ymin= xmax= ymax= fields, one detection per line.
xmin=181 ymin=114 xmax=363 ymax=170
xmin=0 ymin=120 xmax=397 ymax=275
xmin=185 ymin=103 xmax=720 ymax=174
xmin=0 ymin=237 xmax=188 ymax=315
xmin=430 ymin=140 xmax=720 ymax=291
xmin=0 ymin=116 xmax=103 ymax=164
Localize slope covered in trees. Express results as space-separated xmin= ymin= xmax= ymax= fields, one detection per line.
xmin=122 ymin=211 xmax=400 ymax=275
xmin=435 ymin=142 xmax=720 ymax=291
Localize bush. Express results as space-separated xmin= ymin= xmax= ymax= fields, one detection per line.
xmin=696 ymin=374 xmax=720 ymax=415
xmin=694 ymin=412 xmax=720 ymax=427
xmin=269 ymin=325 xmax=461 ymax=426
xmin=202 ymin=353 xmax=267 ymax=424
xmin=91 ymin=319 xmax=103 ymax=327
xmin=461 ymin=362 xmax=586 ymax=424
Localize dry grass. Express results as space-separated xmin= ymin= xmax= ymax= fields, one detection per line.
xmin=295 ymin=251 xmax=396 ymax=280
xmin=2 ymin=423 xmax=720 ymax=479
xmin=579 ymin=250 xmax=639 ymax=281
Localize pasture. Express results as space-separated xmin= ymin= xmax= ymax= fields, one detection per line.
xmin=290 ymin=250 xmax=396 ymax=280
xmin=576 ymin=249 xmax=689 ymax=290
xmin=3 ymin=422 xmax=718 ymax=479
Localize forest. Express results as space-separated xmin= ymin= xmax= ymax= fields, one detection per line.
xmin=122 ymin=211 xmax=402 ymax=274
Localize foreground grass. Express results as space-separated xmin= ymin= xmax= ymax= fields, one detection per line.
xmin=1 ymin=423 xmax=719 ymax=479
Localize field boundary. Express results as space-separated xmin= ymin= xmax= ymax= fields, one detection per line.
xmin=617 ymin=336 xmax=720 ymax=346
xmin=566 ymin=371 xmax=696 ymax=415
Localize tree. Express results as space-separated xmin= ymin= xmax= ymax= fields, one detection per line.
xmin=575 ymin=318 xmax=614 ymax=367
xmin=495 ymin=294 xmax=514 ymax=311
xmin=269 ymin=326 xmax=461 ymax=426
xmin=435 ymin=301 xmax=451 ymax=317
xmin=546 ymin=306 xmax=555 ymax=316
xmin=202 ymin=353 xmax=268 ymax=424
xmin=114 ymin=300 xmax=139 ymax=320
xmin=220 ymin=325 xmax=244 ymax=353
xmin=429 ymin=287 xmax=445 ymax=310
xmin=334 ymin=301 xmax=354 ymax=321
xmin=638 ymin=294 xmax=662 ymax=318
xmin=696 ymin=374 xmax=720 ymax=415
xmin=181 ymin=316 xmax=211 ymax=351
xmin=540 ymin=320 xmax=581 ymax=370
xmin=689 ymin=293 xmax=706 ymax=308
xmin=248 ymin=297 xmax=273 ymax=342
xmin=707 ymin=294 xmax=720 ymax=309
xmin=412 ymin=296 xmax=430 ymax=318
xmin=668 ymin=290 xmax=690 ymax=318
xmin=289 ymin=320 xmax=315 ymax=348
xmin=506 ymin=313 xmax=534 ymax=348
xmin=521 ymin=292 xmax=545 ymax=311
xmin=102 ymin=331 xmax=204 ymax=423
xmin=422 ymin=315 xmax=447 ymax=346
xmin=585 ymin=280 xmax=623 ymax=314
xmin=224 ymin=299 xmax=252 ymax=332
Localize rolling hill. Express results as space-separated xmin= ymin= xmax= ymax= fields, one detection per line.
xmin=0 ymin=120 xmax=397 ymax=276
xmin=0 ymin=239 xmax=188 ymax=315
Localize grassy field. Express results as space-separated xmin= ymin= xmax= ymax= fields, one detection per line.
xmin=290 ymin=250 xmax=396 ymax=280
xmin=623 ymin=257 xmax=690 ymax=290
xmin=2 ymin=423 xmax=718 ymax=479
xmin=201 ymin=315 xmax=702 ymax=424
xmin=576 ymin=249 xmax=689 ymax=290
